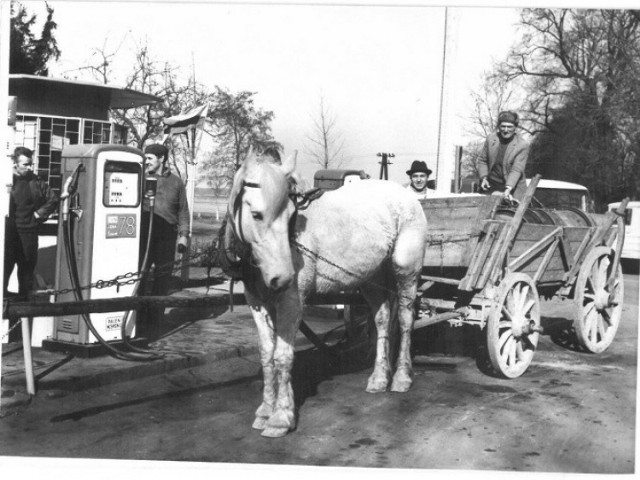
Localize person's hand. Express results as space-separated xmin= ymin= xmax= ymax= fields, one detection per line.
xmin=503 ymin=187 xmax=518 ymax=205
xmin=177 ymin=236 xmax=189 ymax=254
xmin=33 ymin=212 xmax=43 ymax=223
xmin=480 ymin=177 xmax=490 ymax=191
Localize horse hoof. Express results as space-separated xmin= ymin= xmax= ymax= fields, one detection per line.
xmin=261 ymin=426 xmax=290 ymax=438
xmin=366 ymin=371 xmax=390 ymax=393
xmin=366 ymin=380 xmax=388 ymax=393
xmin=391 ymin=369 xmax=412 ymax=392
xmin=252 ymin=417 xmax=269 ymax=430
xmin=390 ymin=378 xmax=412 ymax=392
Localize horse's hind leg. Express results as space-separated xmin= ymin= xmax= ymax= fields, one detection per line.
xmin=361 ymin=281 xmax=393 ymax=393
xmin=389 ymin=275 xmax=418 ymax=392
xmin=389 ymin=225 xmax=425 ymax=393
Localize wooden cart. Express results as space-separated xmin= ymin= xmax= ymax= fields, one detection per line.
xmin=412 ymin=175 xmax=628 ymax=378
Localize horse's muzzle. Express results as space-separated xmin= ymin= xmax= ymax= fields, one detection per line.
xmin=266 ymin=273 xmax=292 ymax=293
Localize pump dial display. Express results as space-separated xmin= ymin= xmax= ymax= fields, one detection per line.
xmin=103 ymin=160 xmax=142 ymax=207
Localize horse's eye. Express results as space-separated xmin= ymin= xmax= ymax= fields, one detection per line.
xmin=251 ymin=212 xmax=264 ymax=221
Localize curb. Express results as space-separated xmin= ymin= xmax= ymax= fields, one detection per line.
xmin=1 ymin=343 xmax=260 ymax=397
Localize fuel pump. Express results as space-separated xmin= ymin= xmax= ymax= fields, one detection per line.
xmin=46 ymin=145 xmax=146 ymax=355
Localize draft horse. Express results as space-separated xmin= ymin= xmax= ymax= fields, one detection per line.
xmin=224 ymin=150 xmax=428 ymax=437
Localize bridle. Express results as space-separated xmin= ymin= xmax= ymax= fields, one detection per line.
xmin=219 ymin=176 xmax=323 ymax=278
xmin=229 ymin=180 xmax=261 ymax=244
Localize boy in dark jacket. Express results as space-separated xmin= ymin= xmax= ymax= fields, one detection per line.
xmin=4 ymin=146 xmax=58 ymax=298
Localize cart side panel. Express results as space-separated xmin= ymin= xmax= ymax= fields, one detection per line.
xmin=421 ymin=195 xmax=501 ymax=268
xmin=508 ymin=224 xmax=593 ymax=283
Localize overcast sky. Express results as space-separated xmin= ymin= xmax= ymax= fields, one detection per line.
xmin=17 ymin=0 xmax=518 ymax=185
xmin=19 ymin=0 xmax=635 ymax=185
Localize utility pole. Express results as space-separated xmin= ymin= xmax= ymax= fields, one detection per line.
xmin=435 ymin=7 xmax=458 ymax=193
xmin=377 ymin=152 xmax=395 ymax=180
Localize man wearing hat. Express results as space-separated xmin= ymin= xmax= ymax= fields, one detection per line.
xmin=405 ymin=160 xmax=434 ymax=200
xmin=478 ymin=110 xmax=529 ymax=202
xmin=139 ymin=143 xmax=190 ymax=340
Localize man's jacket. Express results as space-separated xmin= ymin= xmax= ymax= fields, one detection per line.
xmin=477 ymin=132 xmax=530 ymax=200
xmin=142 ymin=169 xmax=190 ymax=238
xmin=9 ymin=172 xmax=59 ymax=232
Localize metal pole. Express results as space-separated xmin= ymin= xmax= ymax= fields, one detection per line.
xmin=453 ymin=145 xmax=463 ymax=193
xmin=20 ymin=318 xmax=36 ymax=395
xmin=181 ymin=128 xmax=197 ymax=282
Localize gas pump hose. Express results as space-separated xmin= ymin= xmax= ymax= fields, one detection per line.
xmin=61 ymin=167 xmax=162 ymax=362
xmin=63 ymin=213 xmax=162 ymax=361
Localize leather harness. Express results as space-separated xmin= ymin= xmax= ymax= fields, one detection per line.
xmin=217 ymin=180 xmax=324 ymax=281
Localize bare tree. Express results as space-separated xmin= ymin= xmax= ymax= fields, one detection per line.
xmin=495 ymin=8 xmax=640 ymax=207
xmin=305 ymin=95 xmax=346 ymax=169
xmin=461 ymin=71 xmax=519 ymax=180
xmin=72 ymin=39 xmax=279 ymax=194
xmin=69 ymin=38 xmax=210 ymax=183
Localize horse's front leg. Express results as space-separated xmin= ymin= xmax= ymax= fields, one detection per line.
xmin=261 ymin=288 xmax=302 ymax=438
xmin=246 ymin=294 xmax=277 ymax=431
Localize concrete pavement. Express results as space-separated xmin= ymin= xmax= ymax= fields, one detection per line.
xmin=1 ymin=268 xmax=345 ymax=413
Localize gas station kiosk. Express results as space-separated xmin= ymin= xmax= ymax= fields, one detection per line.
xmin=44 ymin=144 xmax=144 ymax=351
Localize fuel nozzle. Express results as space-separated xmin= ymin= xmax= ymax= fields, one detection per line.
xmin=144 ymin=177 xmax=158 ymax=209
xmin=61 ymin=163 xmax=83 ymax=222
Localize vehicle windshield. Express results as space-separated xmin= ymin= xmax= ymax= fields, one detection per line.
xmin=534 ymin=188 xmax=590 ymax=211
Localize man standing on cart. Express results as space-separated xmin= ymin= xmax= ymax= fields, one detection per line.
xmin=478 ymin=111 xmax=529 ymax=202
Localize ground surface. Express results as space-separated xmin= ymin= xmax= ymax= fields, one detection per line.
xmin=0 ymin=273 xmax=637 ymax=475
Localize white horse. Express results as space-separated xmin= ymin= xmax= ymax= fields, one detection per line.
xmin=225 ymin=151 xmax=428 ymax=437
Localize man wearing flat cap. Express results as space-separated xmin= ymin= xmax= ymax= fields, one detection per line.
xmin=405 ymin=160 xmax=435 ymax=200
xmin=139 ymin=143 xmax=190 ymax=340
xmin=478 ymin=110 xmax=529 ymax=202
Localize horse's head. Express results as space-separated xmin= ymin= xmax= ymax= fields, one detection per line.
xmin=228 ymin=149 xmax=298 ymax=292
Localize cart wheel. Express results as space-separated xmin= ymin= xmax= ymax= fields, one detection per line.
xmin=487 ymin=273 xmax=541 ymax=379
xmin=573 ymin=246 xmax=624 ymax=353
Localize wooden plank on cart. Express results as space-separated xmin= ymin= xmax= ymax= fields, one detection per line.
xmin=505 ymin=224 xmax=594 ymax=284
xmin=421 ymin=195 xmax=502 ymax=268
xmin=561 ymin=198 xmax=629 ymax=287
xmin=459 ymin=220 xmax=503 ymax=291
xmin=484 ymin=175 xmax=542 ymax=286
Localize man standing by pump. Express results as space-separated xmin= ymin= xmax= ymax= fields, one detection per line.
xmin=138 ymin=143 xmax=190 ymax=340
xmin=478 ymin=111 xmax=530 ymax=202
xmin=4 ymin=147 xmax=58 ymax=301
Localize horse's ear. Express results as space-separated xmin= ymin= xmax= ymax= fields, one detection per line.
xmin=281 ymin=150 xmax=297 ymax=177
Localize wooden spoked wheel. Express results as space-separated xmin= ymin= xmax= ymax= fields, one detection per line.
xmin=573 ymin=246 xmax=624 ymax=353
xmin=487 ymin=273 xmax=541 ymax=379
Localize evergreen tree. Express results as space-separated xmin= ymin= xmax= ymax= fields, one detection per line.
xmin=10 ymin=2 xmax=61 ymax=75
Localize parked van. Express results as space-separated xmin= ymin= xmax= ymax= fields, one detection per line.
xmin=528 ymin=179 xmax=595 ymax=213
xmin=608 ymin=201 xmax=640 ymax=261
xmin=460 ymin=177 xmax=595 ymax=213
